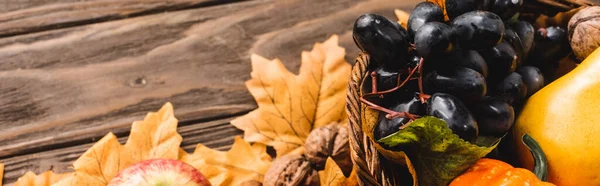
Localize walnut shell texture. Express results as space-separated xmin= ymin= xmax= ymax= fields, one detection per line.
xmin=569 ymin=6 xmax=600 ymax=60
xmin=263 ymin=155 xmax=319 ymax=186
xmin=304 ymin=123 xmax=352 ymax=175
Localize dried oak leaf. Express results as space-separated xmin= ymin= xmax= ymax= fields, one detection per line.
xmin=179 ymin=136 xmax=272 ymax=186
xmin=231 ymin=35 xmax=351 ymax=157
xmin=318 ymin=157 xmax=357 ymax=186
xmin=14 ymin=171 xmax=73 ymax=186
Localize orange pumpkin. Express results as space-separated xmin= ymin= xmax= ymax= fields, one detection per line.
xmin=450 ymin=134 xmax=555 ymax=186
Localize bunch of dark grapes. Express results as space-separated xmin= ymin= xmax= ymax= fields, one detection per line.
xmin=353 ymin=0 xmax=567 ymax=145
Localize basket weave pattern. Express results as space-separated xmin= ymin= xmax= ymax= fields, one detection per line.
xmin=346 ymin=54 xmax=403 ymax=186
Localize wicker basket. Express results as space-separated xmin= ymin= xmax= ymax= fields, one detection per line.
xmin=345 ymin=0 xmax=598 ymax=185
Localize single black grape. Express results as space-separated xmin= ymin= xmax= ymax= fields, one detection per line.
xmin=424 ymin=67 xmax=487 ymax=104
xmin=374 ymin=94 xmax=424 ymax=140
xmin=360 ymin=66 xmax=418 ymax=107
xmin=420 ymin=54 xmax=447 ymax=74
xmin=353 ymin=13 xmax=410 ymax=69
xmin=407 ymin=2 xmax=444 ymax=41
xmin=510 ymin=21 xmax=535 ymax=59
xmin=503 ymin=27 xmax=524 ymax=66
xmin=408 ymin=50 xmax=422 ymax=69
xmin=488 ymin=0 xmax=523 ymax=20
xmin=450 ymin=48 xmax=489 ymax=78
xmin=445 ymin=0 xmax=486 ymax=20
xmin=516 ymin=66 xmax=545 ymax=97
xmin=528 ymin=26 xmax=570 ymax=65
xmin=427 ymin=93 xmax=479 ymax=141
xmin=374 ymin=66 xmax=401 ymax=92
xmin=492 ymin=72 xmax=527 ymax=105
xmin=472 ymin=97 xmax=515 ymax=136
xmin=414 ymin=22 xmax=454 ymax=57
xmin=452 ymin=11 xmax=505 ymax=50
xmin=479 ymin=41 xmax=518 ymax=84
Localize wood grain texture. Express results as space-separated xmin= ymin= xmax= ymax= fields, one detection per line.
xmin=0 ymin=0 xmax=241 ymax=37
xmin=0 ymin=0 xmax=98 ymax=14
xmin=0 ymin=0 xmax=419 ymax=184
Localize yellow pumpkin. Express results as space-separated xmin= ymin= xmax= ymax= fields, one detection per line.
xmin=513 ymin=47 xmax=600 ymax=185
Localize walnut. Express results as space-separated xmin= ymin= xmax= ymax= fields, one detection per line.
xmin=304 ymin=123 xmax=352 ymax=176
xmin=569 ymin=6 xmax=600 ymax=60
xmin=263 ymin=154 xmax=319 ymax=186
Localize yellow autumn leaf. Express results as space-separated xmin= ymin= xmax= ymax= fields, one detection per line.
xmin=395 ymin=9 xmax=410 ymax=29
xmin=119 ymin=103 xmax=181 ymax=168
xmin=63 ymin=103 xmax=181 ymax=186
xmin=13 ymin=171 xmax=73 ymax=186
xmin=0 ymin=163 xmax=3 ymax=185
xmin=231 ymin=35 xmax=351 ymax=157
xmin=319 ymin=157 xmax=359 ymax=186
xmin=69 ymin=133 xmax=121 ymax=185
xmin=344 ymin=169 xmax=358 ymax=186
xmin=179 ymin=136 xmax=272 ymax=186
xmin=12 ymin=103 xmax=181 ymax=186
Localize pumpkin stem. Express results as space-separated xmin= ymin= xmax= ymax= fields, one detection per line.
xmin=522 ymin=134 xmax=549 ymax=181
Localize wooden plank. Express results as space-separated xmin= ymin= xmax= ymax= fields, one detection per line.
xmin=0 ymin=0 xmax=419 ymax=181
xmin=0 ymin=0 xmax=418 ymax=159
xmin=0 ymin=0 xmax=238 ymax=37
xmin=0 ymin=0 xmax=98 ymax=14
xmin=1 ymin=116 xmax=243 ymax=185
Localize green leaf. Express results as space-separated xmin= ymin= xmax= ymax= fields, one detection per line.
xmin=378 ymin=117 xmax=500 ymax=186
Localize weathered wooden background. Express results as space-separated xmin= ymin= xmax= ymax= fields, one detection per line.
xmin=5 ymin=0 xmax=600 ymax=185
xmin=0 ymin=0 xmax=421 ymax=184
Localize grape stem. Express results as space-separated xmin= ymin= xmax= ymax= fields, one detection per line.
xmin=538 ymin=28 xmax=548 ymax=39
xmin=371 ymin=71 xmax=378 ymax=94
xmin=417 ymin=57 xmax=431 ymax=103
xmin=359 ymin=97 xmax=422 ymax=120
xmin=362 ymin=66 xmax=418 ymax=97
xmin=359 ymin=56 xmax=423 ymax=121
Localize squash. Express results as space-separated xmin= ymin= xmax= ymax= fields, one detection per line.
xmin=513 ymin=47 xmax=600 ymax=185
xmin=449 ymin=134 xmax=554 ymax=186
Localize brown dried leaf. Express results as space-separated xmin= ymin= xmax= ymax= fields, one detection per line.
xmin=13 ymin=171 xmax=73 ymax=186
xmin=180 ymin=136 xmax=272 ymax=186
xmin=231 ymin=35 xmax=351 ymax=157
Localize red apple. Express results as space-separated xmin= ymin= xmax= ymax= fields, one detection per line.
xmin=108 ymin=159 xmax=211 ymax=186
